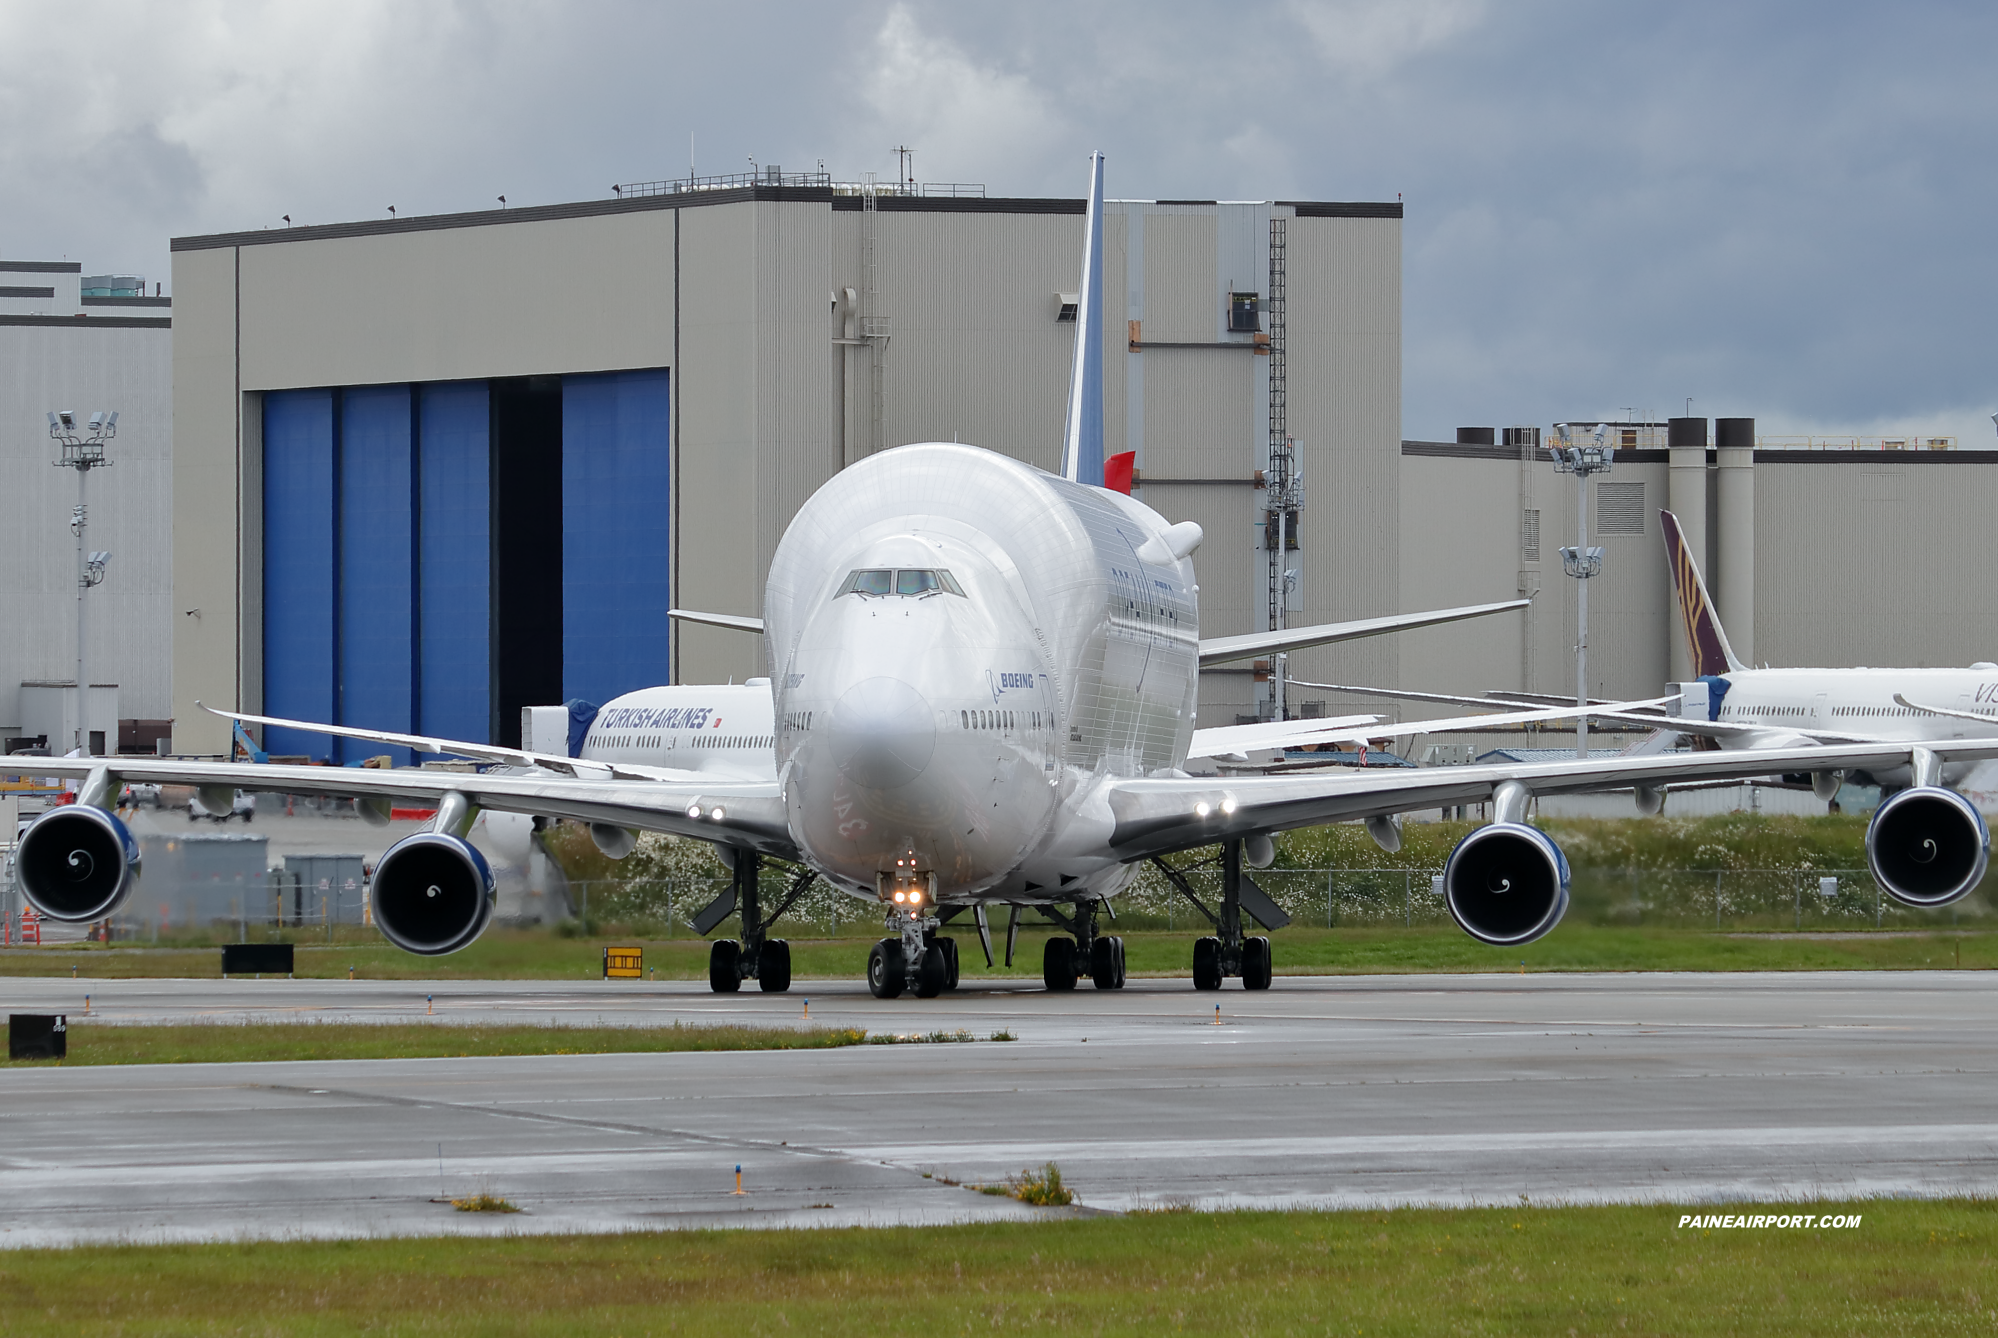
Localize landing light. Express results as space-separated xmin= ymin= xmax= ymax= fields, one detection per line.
xmin=710 ymin=806 xmax=726 ymax=822
xmin=686 ymin=804 xmax=703 ymax=819
xmin=1221 ymin=797 xmax=1238 ymax=815
xmin=909 ymin=890 xmax=923 ymax=906
xmin=893 ymin=890 xmax=906 ymax=903
xmin=1195 ymin=801 xmax=1211 ymax=818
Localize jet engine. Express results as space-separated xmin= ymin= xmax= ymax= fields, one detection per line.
xmin=1866 ymin=786 xmax=1989 ymax=908
xmin=16 ymin=805 xmax=142 ymax=922
xmin=1442 ymin=822 xmax=1571 ymax=946
xmin=370 ymin=832 xmax=496 ymax=955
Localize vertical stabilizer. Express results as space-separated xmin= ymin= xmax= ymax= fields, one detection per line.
xmin=1060 ymin=151 xmax=1106 ymax=484
xmin=1660 ymin=509 xmax=1745 ymax=675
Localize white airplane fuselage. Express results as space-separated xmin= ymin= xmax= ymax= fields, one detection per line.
xmin=1692 ymin=665 xmax=1998 ymax=785
xmin=765 ymin=443 xmax=1196 ymax=905
xmin=578 ymin=684 xmax=777 ymax=779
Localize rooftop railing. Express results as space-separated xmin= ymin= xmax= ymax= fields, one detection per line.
xmin=612 ymin=172 xmax=984 ymax=199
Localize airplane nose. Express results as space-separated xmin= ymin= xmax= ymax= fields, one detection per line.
xmin=828 ymin=676 xmax=936 ymax=790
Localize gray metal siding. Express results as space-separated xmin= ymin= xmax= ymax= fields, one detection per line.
xmin=675 ymin=202 xmax=760 ymax=687
xmin=1281 ymin=216 xmax=1402 ymax=693
xmin=1754 ymin=458 xmax=1998 ymax=669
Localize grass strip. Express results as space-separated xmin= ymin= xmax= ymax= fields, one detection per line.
xmin=0 ymin=1201 xmax=1992 ymax=1334
xmin=4 ymin=925 xmax=1995 ymax=981
xmin=0 ymin=1019 xmax=872 ymax=1067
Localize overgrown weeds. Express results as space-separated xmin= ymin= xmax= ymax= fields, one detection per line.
xmin=450 ymin=1193 xmax=520 ymax=1214
xmin=1005 ymin=1162 xmax=1074 ymax=1207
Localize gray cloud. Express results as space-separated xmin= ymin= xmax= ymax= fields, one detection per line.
xmin=2 ymin=1 xmax=1992 ymax=441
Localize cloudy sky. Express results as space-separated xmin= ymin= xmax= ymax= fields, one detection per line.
xmin=5 ymin=1 xmax=1992 ymax=442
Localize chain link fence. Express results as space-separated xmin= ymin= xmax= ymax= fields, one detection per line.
xmin=557 ymin=866 xmax=1991 ymax=936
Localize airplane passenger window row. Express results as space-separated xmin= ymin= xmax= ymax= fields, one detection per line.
xmin=597 ymin=732 xmax=774 ymax=748
xmin=837 ymin=569 xmax=967 ymax=598
xmin=959 ymin=710 xmax=1045 ymax=731
xmin=1824 ymin=706 xmax=1946 ymax=719
xmin=598 ymin=734 xmax=772 ymax=748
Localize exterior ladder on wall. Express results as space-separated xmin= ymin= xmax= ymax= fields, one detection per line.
xmin=861 ymin=174 xmax=891 ymax=456
xmin=1263 ymin=217 xmax=1301 ymax=720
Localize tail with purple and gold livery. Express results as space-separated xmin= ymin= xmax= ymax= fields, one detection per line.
xmin=1660 ymin=509 xmax=1745 ymax=677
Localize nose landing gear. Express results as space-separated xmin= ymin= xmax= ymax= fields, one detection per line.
xmin=1152 ymin=838 xmax=1286 ymax=990
xmin=867 ymin=904 xmax=961 ymax=999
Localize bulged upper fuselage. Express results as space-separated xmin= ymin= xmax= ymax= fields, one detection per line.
xmin=765 ymin=443 xmax=1200 ymax=902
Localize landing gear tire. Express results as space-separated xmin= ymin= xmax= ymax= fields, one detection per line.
xmin=913 ymin=944 xmax=949 ymax=998
xmin=1192 ymin=936 xmax=1222 ymax=991
xmin=938 ymin=937 xmax=960 ymax=991
xmin=708 ymin=939 xmax=742 ymax=994
xmin=1242 ymin=935 xmax=1273 ymax=991
xmin=1091 ymin=935 xmax=1126 ymax=990
xmin=758 ymin=939 xmax=792 ymax=993
xmin=1043 ymin=937 xmax=1078 ymax=991
xmin=868 ymin=939 xmax=906 ymax=999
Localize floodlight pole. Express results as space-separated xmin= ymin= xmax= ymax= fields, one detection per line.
xmin=1551 ymin=427 xmax=1612 ymax=760
xmin=50 ymin=412 xmax=116 ymax=754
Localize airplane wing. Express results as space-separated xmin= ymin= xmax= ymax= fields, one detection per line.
xmin=1186 ymin=697 xmax=1679 ymax=760
xmin=13 ymin=755 xmax=797 ymax=859
xmin=1288 ymin=679 xmax=1595 ymax=713
xmin=1895 ymin=694 xmax=1998 ymax=732
xmin=670 ymin=609 xmax=765 ymax=634
xmin=1286 ymin=683 xmax=1876 ymax=747
xmin=1106 ymin=738 xmax=1998 ymax=861
xmin=1579 ymin=711 xmax=1877 ymax=745
xmin=1187 ymin=715 xmax=1382 ymax=759
xmin=1197 ymin=599 xmax=1529 ymax=668
xmin=196 ymin=703 xmax=711 ymax=783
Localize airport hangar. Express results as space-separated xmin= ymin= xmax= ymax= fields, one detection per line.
xmin=163 ymin=169 xmax=1998 ymax=760
xmin=1 ymin=264 xmax=172 ymax=755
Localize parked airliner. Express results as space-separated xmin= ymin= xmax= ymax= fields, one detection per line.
xmin=16 ymin=158 xmax=1996 ymax=999
xmin=1640 ymin=508 xmax=1998 ymax=788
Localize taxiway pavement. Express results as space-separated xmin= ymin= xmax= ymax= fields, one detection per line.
xmin=3 ymin=971 xmax=1994 ymax=1245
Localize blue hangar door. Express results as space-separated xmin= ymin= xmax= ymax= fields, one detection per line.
xmin=260 ymin=370 xmax=668 ymax=758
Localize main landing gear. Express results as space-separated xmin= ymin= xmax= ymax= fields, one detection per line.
xmin=867 ymin=904 xmax=961 ymax=999
xmin=1034 ymin=900 xmax=1126 ymax=992
xmin=693 ymin=849 xmax=817 ymax=993
xmin=1152 ymin=837 xmax=1288 ymax=990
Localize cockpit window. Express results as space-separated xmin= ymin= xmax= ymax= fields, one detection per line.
xmin=841 ymin=570 xmax=894 ymax=596
xmin=838 ymin=568 xmax=965 ymax=599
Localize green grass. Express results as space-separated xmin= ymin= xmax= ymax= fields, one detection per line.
xmin=0 ymin=1201 xmax=1992 ymax=1334
xmin=0 ymin=1020 xmax=873 ymax=1067
xmin=5 ymin=924 xmax=1993 ymax=982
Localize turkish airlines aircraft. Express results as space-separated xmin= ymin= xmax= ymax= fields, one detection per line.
xmin=16 ymin=158 xmax=1997 ymax=997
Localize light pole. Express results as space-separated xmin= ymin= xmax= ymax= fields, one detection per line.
xmin=1550 ymin=424 xmax=1612 ymax=760
xmin=48 ymin=410 xmax=116 ymax=754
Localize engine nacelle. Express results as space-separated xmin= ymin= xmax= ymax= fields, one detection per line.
xmin=16 ymin=806 xmax=141 ymax=922
xmin=1866 ymin=786 xmax=1989 ymax=908
xmin=1443 ymin=821 xmax=1571 ymax=947
xmin=370 ymin=832 xmax=496 ymax=955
